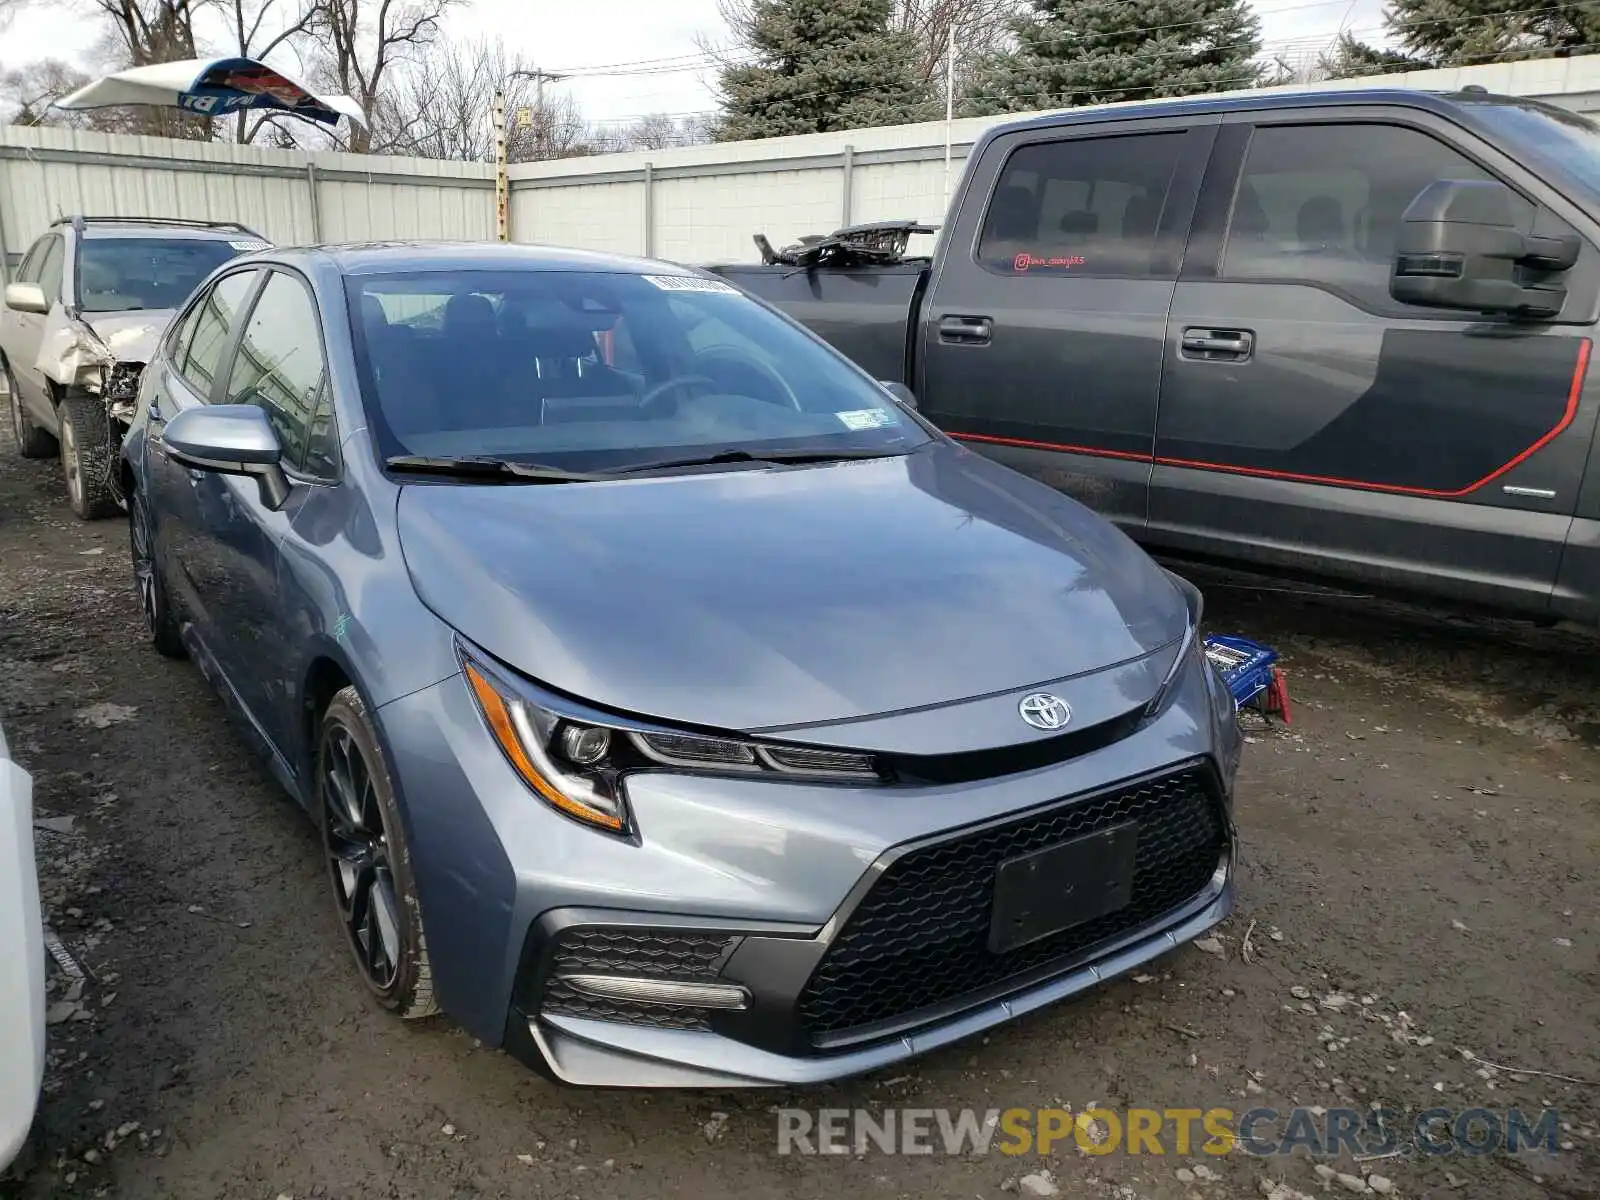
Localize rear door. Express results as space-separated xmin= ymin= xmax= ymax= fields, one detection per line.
xmin=917 ymin=114 xmax=1217 ymax=529
xmin=1149 ymin=107 xmax=1599 ymax=614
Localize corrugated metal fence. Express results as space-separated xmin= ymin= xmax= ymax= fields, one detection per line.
xmin=5 ymin=53 xmax=1600 ymax=280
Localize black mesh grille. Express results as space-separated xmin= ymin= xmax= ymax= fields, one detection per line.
xmin=539 ymin=928 xmax=737 ymax=1032
xmin=797 ymin=765 xmax=1226 ymax=1038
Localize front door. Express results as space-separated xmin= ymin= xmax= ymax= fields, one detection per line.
xmin=1149 ymin=112 xmax=1599 ymax=614
xmin=191 ymin=268 xmax=334 ymax=757
xmin=6 ymin=235 xmax=60 ymax=425
xmin=917 ymin=116 xmax=1216 ymax=530
xmin=144 ymin=268 xmax=266 ymax=634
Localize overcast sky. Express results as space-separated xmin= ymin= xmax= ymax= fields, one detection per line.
xmin=7 ymin=0 xmax=1391 ymax=126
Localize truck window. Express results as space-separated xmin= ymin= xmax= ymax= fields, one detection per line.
xmin=36 ymin=236 xmax=64 ymax=307
xmin=977 ymin=132 xmax=1184 ymax=278
xmin=1220 ymin=123 xmax=1523 ymax=310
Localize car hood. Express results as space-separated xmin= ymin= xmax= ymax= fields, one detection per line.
xmin=79 ymin=309 xmax=175 ymax=364
xmin=397 ymin=442 xmax=1187 ymax=733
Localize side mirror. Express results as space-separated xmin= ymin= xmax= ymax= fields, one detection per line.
xmin=1391 ymin=179 xmax=1581 ymax=320
xmin=162 ymin=404 xmax=290 ymax=510
xmin=4 ymin=282 xmax=48 ymax=315
xmin=881 ymin=380 xmax=918 ymax=410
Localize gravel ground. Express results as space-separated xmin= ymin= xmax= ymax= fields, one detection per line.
xmin=0 ymin=416 xmax=1596 ymax=1200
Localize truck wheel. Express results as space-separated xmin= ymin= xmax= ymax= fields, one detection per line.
xmin=317 ymin=686 xmax=438 ymax=1020
xmin=4 ymin=358 xmax=56 ymax=459
xmin=129 ymin=486 xmax=186 ymax=659
xmin=58 ymin=394 xmax=121 ymax=520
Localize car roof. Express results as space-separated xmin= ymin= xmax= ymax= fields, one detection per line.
xmin=307 ymin=241 xmax=686 ymax=276
xmin=982 ymin=87 xmax=1554 ymax=138
xmin=73 ymin=222 xmax=257 ymax=242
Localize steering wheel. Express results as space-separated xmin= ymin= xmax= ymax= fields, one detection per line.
xmin=695 ymin=348 xmax=803 ymax=410
xmin=637 ymin=374 xmax=719 ymax=418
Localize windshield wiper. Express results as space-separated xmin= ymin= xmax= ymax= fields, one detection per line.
xmin=385 ymin=455 xmax=606 ymax=484
xmin=608 ymin=447 xmax=906 ymax=475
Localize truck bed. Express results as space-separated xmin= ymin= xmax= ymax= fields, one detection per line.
xmin=705 ymin=261 xmax=928 ymax=384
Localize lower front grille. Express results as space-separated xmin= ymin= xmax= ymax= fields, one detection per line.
xmin=539 ymin=928 xmax=738 ymax=1032
xmin=796 ymin=764 xmax=1227 ymax=1039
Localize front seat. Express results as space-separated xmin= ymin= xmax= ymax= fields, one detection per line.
xmin=1296 ymin=196 xmax=1349 ymax=254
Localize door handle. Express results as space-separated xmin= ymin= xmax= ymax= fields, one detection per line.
xmin=1181 ymin=328 xmax=1254 ymax=361
xmin=938 ymin=315 xmax=993 ymax=345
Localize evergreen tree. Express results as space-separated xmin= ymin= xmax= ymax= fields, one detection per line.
xmin=1318 ymin=31 xmax=1433 ymax=80
xmin=1382 ymin=0 xmax=1600 ymax=67
xmin=715 ymin=0 xmax=937 ymax=140
xmin=972 ymin=0 xmax=1263 ymax=112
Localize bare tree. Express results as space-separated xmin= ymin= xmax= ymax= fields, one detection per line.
xmin=0 ymin=59 xmax=96 ymax=126
xmin=307 ymin=0 xmax=459 ymax=151
xmin=81 ymin=0 xmax=213 ymax=137
xmin=220 ymin=0 xmax=320 ymax=142
xmin=709 ymin=0 xmax=1022 ymax=97
xmin=380 ymin=36 xmax=611 ymax=162
xmin=593 ymin=112 xmax=713 ymax=152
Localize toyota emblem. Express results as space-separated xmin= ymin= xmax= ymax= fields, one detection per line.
xmin=1018 ymin=692 xmax=1072 ymax=731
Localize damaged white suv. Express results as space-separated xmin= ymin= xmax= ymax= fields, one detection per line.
xmin=1 ymin=217 xmax=269 ymax=518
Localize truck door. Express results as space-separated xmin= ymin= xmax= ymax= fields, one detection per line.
xmin=917 ymin=115 xmax=1216 ymax=531
xmin=1149 ymin=108 xmax=1599 ymax=615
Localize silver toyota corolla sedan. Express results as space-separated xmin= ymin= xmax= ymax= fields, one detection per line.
xmin=121 ymin=243 xmax=1240 ymax=1087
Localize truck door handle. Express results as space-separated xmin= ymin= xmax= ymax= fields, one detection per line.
xmin=1181 ymin=328 xmax=1254 ymax=361
xmin=939 ymin=315 xmax=993 ymax=345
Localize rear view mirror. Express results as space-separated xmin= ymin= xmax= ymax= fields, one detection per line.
xmin=881 ymin=381 xmax=918 ymax=410
xmin=4 ymin=282 xmax=47 ymax=315
xmin=1391 ymin=179 xmax=1581 ymax=319
xmin=162 ymin=404 xmax=290 ymax=510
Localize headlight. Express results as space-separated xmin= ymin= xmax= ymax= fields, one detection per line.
xmin=1143 ymin=570 xmax=1204 ymax=721
xmin=460 ymin=650 xmax=883 ymax=835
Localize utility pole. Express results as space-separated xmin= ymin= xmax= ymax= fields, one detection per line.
xmin=509 ymin=68 xmax=568 ymax=161
xmin=943 ymin=25 xmax=957 ymax=210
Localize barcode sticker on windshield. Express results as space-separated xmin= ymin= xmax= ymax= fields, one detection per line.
xmin=642 ymin=274 xmax=742 ymax=295
xmin=837 ymin=409 xmax=894 ymax=431
xmin=229 ymin=240 xmax=270 ymax=252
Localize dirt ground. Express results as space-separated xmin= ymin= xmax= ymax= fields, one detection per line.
xmin=0 ymin=414 xmax=1596 ymax=1200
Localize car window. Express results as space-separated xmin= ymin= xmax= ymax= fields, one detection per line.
xmin=348 ymin=270 xmax=929 ymax=469
xmin=180 ymin=270 xmax=260 ymax=398
xmin=36 ymin=237 xmax=64 ymax=307
xmin=78 ymin=237 xmax=249 ymax=313
xmin=1221 ymin=123 xmax=1520 ymax=308
xmin=302 ymin=386 xmax=341 ymax=478
xmin=224 ymin=271 xmax=328 ymax=470
xmin=15 ymin=237 xmax=49 ymax=284
xmin=977 ymin=133 xmax=1184 ymax=278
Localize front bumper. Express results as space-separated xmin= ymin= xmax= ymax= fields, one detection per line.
xmin=496 ymin=758 xmax=1233 ymax=1087
xmin=377 ymin=646 xmax=1241 ymax=1088
xmin=515 ymin=853 xmax=1232 ymax=1087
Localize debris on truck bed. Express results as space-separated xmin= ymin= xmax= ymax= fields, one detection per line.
xmin=754 ymin=219 xmax=938 ymax=269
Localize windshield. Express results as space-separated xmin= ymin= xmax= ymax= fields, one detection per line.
xmin=1467 ymin=100 xmax=1600 ymax=198
xmin=346 ymin=269 xmax=931 ymax=471
xmin=77 ymin=237 xmax=252 ymax=313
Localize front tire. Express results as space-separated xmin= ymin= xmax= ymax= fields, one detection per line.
xmin=58 ymin=394 xmax=120 ymax=519
xmin=4 ymin=359 xmax=56 ymax=459
xmin=129 ymin=487 xmax=185 ymax=659
xmin=317 ymin=687 xmax=437 ymax=1020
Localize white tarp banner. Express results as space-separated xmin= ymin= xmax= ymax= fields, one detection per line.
xmin=55 ymin=57 xmax=366 ymax=129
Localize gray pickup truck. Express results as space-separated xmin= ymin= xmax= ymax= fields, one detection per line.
xmin=709 ymin=87 xmax=1600 ymax=625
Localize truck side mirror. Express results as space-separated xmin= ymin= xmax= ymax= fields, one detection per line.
xmin=881 ymin=381 xmax=918 ymax=410
xmin=1391 ymin=179 xmax=1581 ymax=320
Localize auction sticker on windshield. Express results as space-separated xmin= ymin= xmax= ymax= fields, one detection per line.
xmin=229 ymin=240 xmax=272 ymax=252
xmin=837 ymin=409 xmax=896 ymax=431
xmin=642 ymin=274 xmax=743 ymax=295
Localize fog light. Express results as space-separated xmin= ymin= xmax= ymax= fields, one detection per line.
xmin=560 ymin=723 xmax=611 ymax=766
